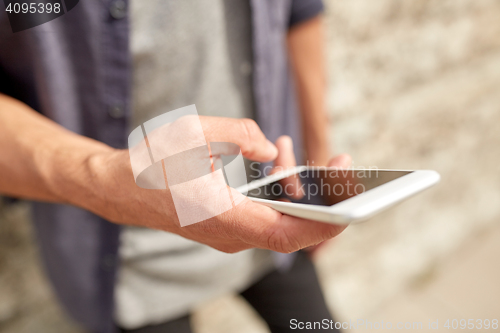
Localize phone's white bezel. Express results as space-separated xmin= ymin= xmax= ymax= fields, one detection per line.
xmin=237 ymin=168 xmax=440 ymax=225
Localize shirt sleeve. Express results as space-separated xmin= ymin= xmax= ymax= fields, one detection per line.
xmin=289 ymin=0 xmax=325 ymax=27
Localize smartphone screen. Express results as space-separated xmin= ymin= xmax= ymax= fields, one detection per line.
xmin=247 ymin=169 xmax=412 ymax=206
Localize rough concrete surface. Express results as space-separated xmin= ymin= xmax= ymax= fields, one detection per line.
xmin=1 ymin=0 xmax=499 ymax=332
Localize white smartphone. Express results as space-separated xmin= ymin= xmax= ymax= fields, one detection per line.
xmin=237 ymin=167 xmax=440 ymax=225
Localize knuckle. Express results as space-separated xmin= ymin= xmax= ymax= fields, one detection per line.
xmin=174 ymin=115 xmax=197 ymax=129
xmin=240 ymin=118 xmax=260 ymax=142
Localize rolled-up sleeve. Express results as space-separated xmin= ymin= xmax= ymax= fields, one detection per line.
xmin=289 ymin=0 xmax=324 ymax=27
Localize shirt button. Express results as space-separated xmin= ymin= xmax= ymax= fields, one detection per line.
xmin=108 ymin=105 xmax=125 ymax=119
xmin=109 ymin=0 xmax=127 ymax=20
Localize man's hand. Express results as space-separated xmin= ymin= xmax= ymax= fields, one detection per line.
xmin=0 ymin=95 xmax=348 ymax=254
xmin=91 ymin=117 xmax=349 ymax=253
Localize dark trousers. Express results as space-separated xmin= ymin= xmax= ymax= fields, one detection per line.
xmin=119 ymin=251 xmax=339 ymax=333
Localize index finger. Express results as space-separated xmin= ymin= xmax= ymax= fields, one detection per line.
xmin=200 ymin=117 xmax=278 ymax=162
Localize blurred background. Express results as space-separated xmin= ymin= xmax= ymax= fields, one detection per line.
xmin=1 ymin=0 xmax=499 ymax=332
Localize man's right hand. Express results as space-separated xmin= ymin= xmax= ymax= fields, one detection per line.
xmin=88 ymin=117 xmax=347 ymax=253
xmin=0 ymin=94 xmax=347 ymax=254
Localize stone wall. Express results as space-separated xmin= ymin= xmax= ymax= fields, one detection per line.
xmin=0 ymin=201 xmax=84 ymax=333
xmin=320 ymin=0 xmax=500 ymax=320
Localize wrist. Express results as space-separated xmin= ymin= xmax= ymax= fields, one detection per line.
xmin=83 ymin=149 xmax=180 ymax=232
xmin=80 ymin=149 xmax=134 ymax=222
xmin=41 ymin=139 xmax=115 ymax=211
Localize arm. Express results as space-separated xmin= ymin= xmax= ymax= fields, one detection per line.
xmin=0 ymin=93 xmax=346 ymax=253
xmin=0 ymin=94 xmax=112 ymax=204
xmin=287 ymin=16 xmax=330 ymax=166
xmin=287 ymin=16 xmax=352 ymax=257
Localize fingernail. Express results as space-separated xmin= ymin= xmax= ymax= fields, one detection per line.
xmin=283 ymin=135 xmax=293 ymax=148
